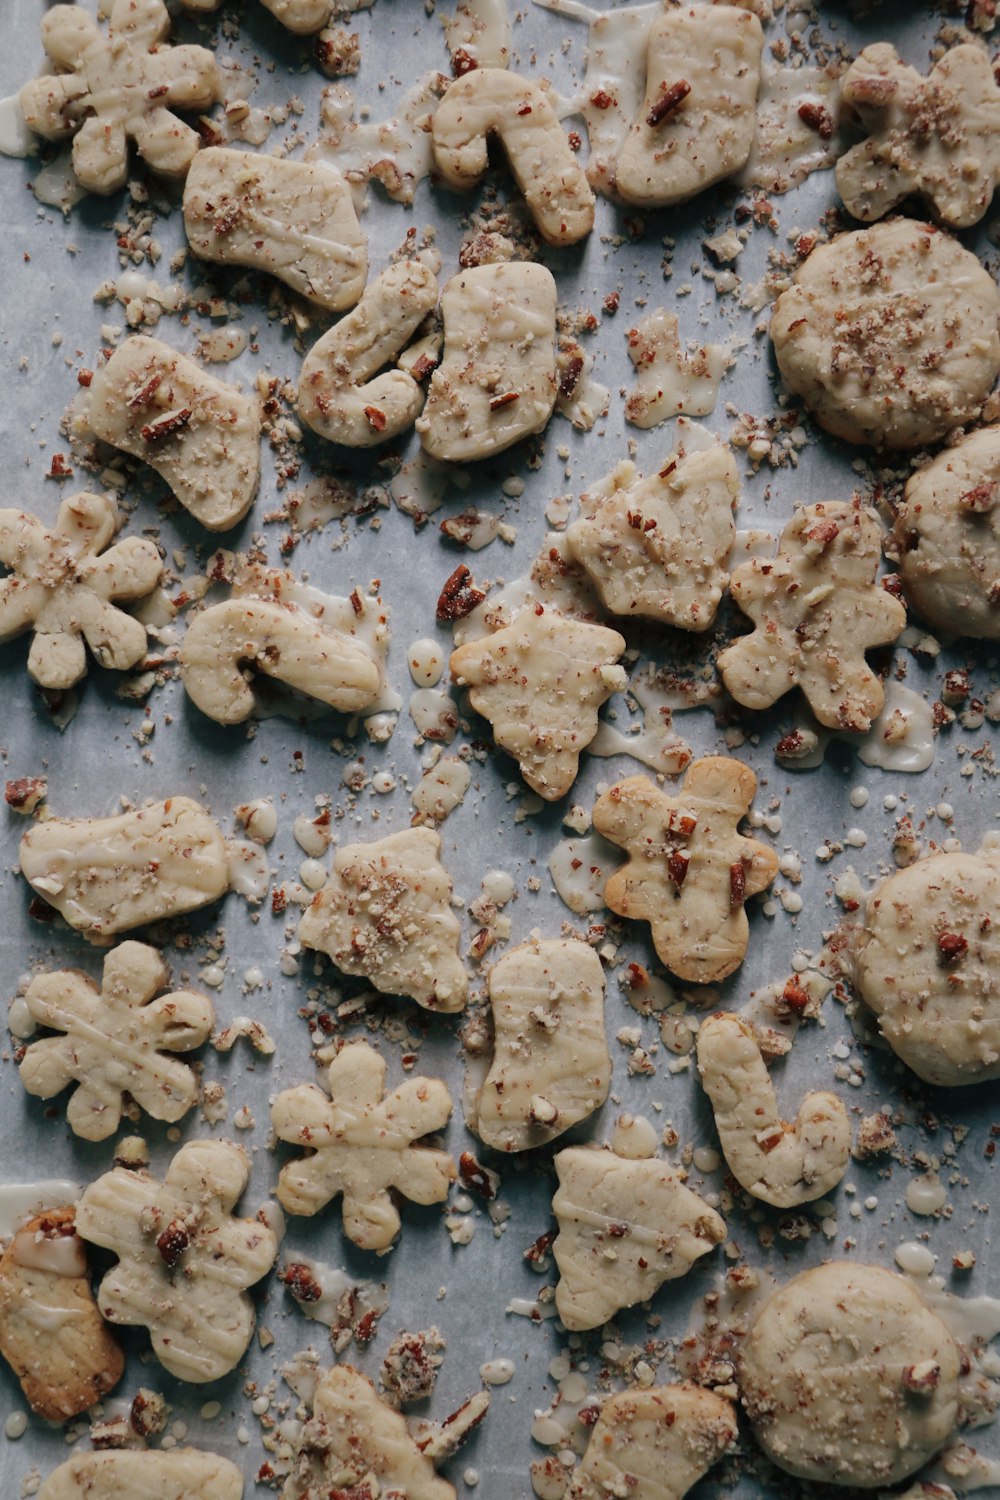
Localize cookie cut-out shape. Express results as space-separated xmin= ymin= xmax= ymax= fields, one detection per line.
xmin=566 ymin=446 xmax=738 ymax=629
xmin=298 ymin=826 xmax=469 ymax=1012
xmin=473 ymin=938 xmax=611 ymax=1153
xmin=298 ymin=261 xmax=439 ymax=447
xmin=432 ymin=68 xmax=595 ymax=245
xmin=856 ymin=850 xmax=1000 ymax=1086
xmin=182 ymin=0 xmax=332 ymax=34
xmin=616 ymin=4 xmax=764 ymax=207
xmin=892 ymin=423 xmax=1000 ymax=639
xmin=718 ymin=501 xmax=906 ymax=731
xmin=770 ymin=218 xmax=1000 ymax=450
xmin=0 ymin=493 xmax=161 ymax=691
xmin=552 ymin=1146 xmax=726 ymax=1332
xmin=89 ymin=335 xmax=261 ymax=532
xmin=450 ymin=611 xmax=627 ymax=800
xmin=568 ymin=1383 xmax=737 ymax=1500
xmin=624 ymin=311 xmax=728 ymax=427
xmin=76 ymin=1139 xmax=277 ymax=1384
xmin=183 ymin=149 xmax=367 ymax=311
xmin=39 ymin=1448 xmax=244 ymax=1500
xmin=272 ymin=1040 xmax=456 ymax=1252
xmin=19 ymin=0 xmax=219 ymax=196
xmin=593 ymin=761 xmax=778 ymax=985
xmin=417 ymin=262 xmax=558 ymax=462
xmin=19 ymin=941 xmax=214 ymax=1141
xmin=0 ymin=1206 xmax=124 ymax=1422
xmin=740 ymin=1262 xmax=961 ymax=1488
xmin=696 ymin=1012 xmax=851 ymax=1207
xmin=20 ymin=796 xmax=230 ymax=941
xmin=837 ymin=43 xmax=1000 ymax=229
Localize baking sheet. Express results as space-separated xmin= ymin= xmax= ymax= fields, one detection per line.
xmin=0 ymin=0 xmax=999 ymax=1494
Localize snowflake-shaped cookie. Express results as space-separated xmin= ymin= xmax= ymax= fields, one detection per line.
xmin=19 ymin=0 xmax=220 ymax=197
xmin=75 ymin=1139 xmax=277 ymax=1383
xmin=272 ymin=1040 xmax=456 ymax=1252
xmin=0 ymin=493 xmax=161 ymax=691
xmin=718 ymin=501 xmax=906 ymax=731
xmin=837 ymin=43 xmax=1000 ymax=229
xmin=450 ymin=611 xmax=627 ymax=800
xmin=19 ymin=941 xmax=214 ymax=1141
xmin=592 ymin=759 xmax=779 ymax=985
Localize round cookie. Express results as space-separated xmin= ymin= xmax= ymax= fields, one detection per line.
xmin=893 ymin=423 xmax=1000 ymax=638
xmin=770 ymin=218 xmax=1000 ymax=450
xmin=855 ymin=850 xmax=1000 ymax=1085
xmin=740 ymin=1262 xmax=961 ymax=1489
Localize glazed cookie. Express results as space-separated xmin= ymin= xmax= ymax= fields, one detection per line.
xmin=0 ymin=1207 xmax=124 ymax=1421
xmin=568 ymin=1384 xmax=737 ymax=1500
xmin=855 ymin=849 xmax=1000 ymax=1085
xmin=740 ymin=1262 xmax=961 ymax=1487
xmin=770 ymin=219 xmax=1000 ymax=449
xmin=718 ymin=501 xmax=906 ymax=731
xmin=39 ymin=1449 xmax=244 ymax=1500
xmin=892 ymin=423 xmax=1000 ymax=638
xmin=182 ymin=0 xmax=333 ymax=36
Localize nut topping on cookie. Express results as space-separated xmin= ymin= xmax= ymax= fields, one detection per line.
xmin=567 ymin=1383 xmax=737 ymax=1500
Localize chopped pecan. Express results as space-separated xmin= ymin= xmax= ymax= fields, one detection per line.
xmin=282 ymin=1261 xmax=323 ymax=1303
xmin=156 ymin=1218 xmax=190 ymax=1268
xmin=647 ymin=79 xmax=691 ymax=126
xmin=667 ymin=850 xmax=690 ymax=889
xmin=459 ymin=1150 xmax=498 ymax=1201
xmin=489 ymin=390 xmax=520 ymax=412
xmin=141 ymin=407 xmax=192 ymax=443
xmin=797 ymin=101 xmax=834 ymax=139
xmin=436 ymin=564 xmax=486 ymax=621
xmin=729 ymin=860 xmax=747 ymax=909
xmin=364 ymin=405 xmax=387 ymax=432
xmin=937 ymin=931 xmax=968 ymax=964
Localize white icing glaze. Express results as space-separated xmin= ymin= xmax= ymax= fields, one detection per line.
xmin=0 ymin=1182 xmax=81 ymax=1240
xmin=548 ymin=832 xmax=620 ymax=914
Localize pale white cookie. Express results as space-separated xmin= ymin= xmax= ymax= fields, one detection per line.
xmin=298 ymin=261 xmax=439 ymax=447
xmin=696 ymin=1012 xmax=851 ymax=1207
xmin=624 ymin=311 xmax=728 ymax=429
xmin=181 ymin=0 xmax=332 ymax=32
xmin=568 ymin=1384 xmax=737 ymax=1500
xmin=472 ymin=938 xmax=611 ymax=1152
xmin=740 ymin=1262 xmax=961 ymax=1487
xmin=89 ymin=336 xmax=261 ymax=532
xmin=432 ymin=68 xmax=595 ymax=245
xmin=892 ymin=423 xmax=1000 ymax=638
xmin=837 ymin=43 xmax=1000 ymax=229
xmin=718 ymin=501 xmax=906 ymax=731
xmin=0 ymin=493 xmax=161 ymax=691
xmin=19 ymin=941 xmax=214 ymax=1141
xmin=855 ymin=850 xmax=1000 ymax=1085
xmin=770 ymin=219 xmax=1000 ymax=450
xmin=553 ymin=1146 xmax=725 ymax=1331
xmin=616 ymin=5 xmax=764 ymax=207
xmin=19 ymin=0 xmax=219 ymax=196
xmin=298 ymin=826 xmax=468 ymax=1012
xmin=183 ymin=149 xmax=367 ymax=311
xmin=593 ymin=761 xmax=779 ymax=985
xmin=416 ymin=262 xmax=558 ymax=462
xmin=0 ymin=1207 xmax=124 ymax=1422
xmin=19 ymin=796 xmax=230 ymax=941
xmin=450 ymin=612 xmax=627 ymax=800
xmin=76 ymin=1139 xmax=278 ymax=1383
xmin=566 ymin=446 xmax=738 ymax=629
xmin=39 ymin=1449 xmax=244 ymax=1500
xmin=272 ymin=1040 xmax=455 ymax=1251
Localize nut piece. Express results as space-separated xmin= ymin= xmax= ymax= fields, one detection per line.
xmin=566 ymin=445 xmax=738 ymax=629
xmin=19 ymin=0 xmax=219 ymax=197
xmin=740 ymin=1262 xmax=961 ymax=1488
xmin=718 ymin=501 xmax=906 ymax=732
xmin=473 ymin=938 xmax=611 ymax=1152
xmin=616 ymin=6 xmax=763 ymax=207
xmin=183 ymin=149 xmax=366 ymax=310
xmin=298 ymin=826 xmax=469 ymax=1012
xmin=0 ymin=493 xmax=161 ymax=690
xmin=76 ymin=1139 xmax=277 ymax=1383
xmin=593 ymin=760 xmax=779 ymax=984
xmin=298 ymin=261 xmax=440 ymax=447
xmin=272 ymin=1040 xmax=456 ymax=1252
xmin=696 ymin=1012 xmax=851 ymax=1207
xmin=38 ymin=1448 xmax=244 ymax=1500
xmin=450 ymin=611 xmax=627 ymax=800
xmin=552 ymin=1146 xmax=726 ymax=1331
xmin=417 ymin=262 xmax=558 ymax=462
xmin=0 ymin=1207 xmax=124 ymax=1422
xmin=19 ymin=941 xmax=214 ymax=1141
xmin=432 ymin=68 xmax=595 ymax=245
xmin=89 ymin=336 xmax=261 ymax=532
xmin=837 ymin=43 xmax=1000 ymax=229
xmin=19 ymin=796 xmax=230 ymax=941
xmin=568 ymin=1383 xmax=737 ymax=1500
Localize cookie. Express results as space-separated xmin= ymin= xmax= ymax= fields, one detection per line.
xmin=38 ymin=1449 xmax=244 ymax=1500
xmin=568 ymin=1383 xmax=737 ymax=1500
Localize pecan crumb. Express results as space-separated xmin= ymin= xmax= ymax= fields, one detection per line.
xmin=436 ymin=564 xmax=486 ymax=621
xmin=489 ymin=390 xmax=520 ymax=412
xmin=647 ymin=79 xmax=691 ymax=126
xmin=156 ymin=1219 xmax=190 ymax=1268
xmin=141 ymin=407 xmax=192 ymax=443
